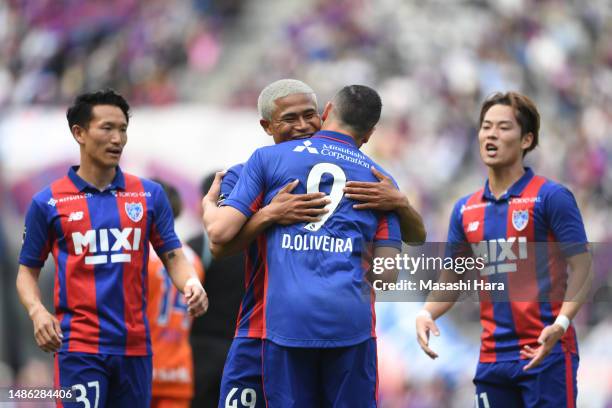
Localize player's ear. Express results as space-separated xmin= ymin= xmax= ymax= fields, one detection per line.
xmin=321 ymin=102 xmax=332 ymax=122
xmin=259 ymin=119 xmax=274 ymax=136
xmin=361 ymin=126 xmax=375 ymax=145
xmin=520 ymin=132 xmax=534 ymax=152
xmin=71 ymin=125 xmax=86 ymax=145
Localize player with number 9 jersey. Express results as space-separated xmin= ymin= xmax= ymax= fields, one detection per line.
xmin=213 ymin=86 xmax=403 ymax=406
xmin=224 ymin=129 xmax=401 ymax=347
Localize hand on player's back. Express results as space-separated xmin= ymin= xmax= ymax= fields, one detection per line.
xmin=30 ymin=304 xmax=63 ymax=352
xmin=344 ymin=166 xmax=407 ymax=211
xmin=265 ymin=179 xmax=330 ymax=225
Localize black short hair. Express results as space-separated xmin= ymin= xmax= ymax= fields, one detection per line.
xmin=152 ymin=178 xmax=182 ymax=218
xmin=332 ymin=85 xmax=382 ymax=138
xmin=66 ymin=89 xmax=130 ymax=130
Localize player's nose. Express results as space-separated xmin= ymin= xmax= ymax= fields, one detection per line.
xmin=296 ymin=116 xmax=309 ymax=130
xmin=485 ymin=129 xmax=499 ymax=139
xmin=110 ymin=129 xmax=125 ymax=144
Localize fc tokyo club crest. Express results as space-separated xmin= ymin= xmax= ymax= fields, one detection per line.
xmin=512 ymin=209 xmax=529 ymax=231
xmin=125 ymin=202 xmax=144 ymax=223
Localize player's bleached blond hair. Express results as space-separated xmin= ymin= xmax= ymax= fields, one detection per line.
xmin=257 ymin=79 xmax=317 ymax=121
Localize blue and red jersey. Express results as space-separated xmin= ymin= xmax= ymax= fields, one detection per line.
xmin=220 ymin=163 xmax=270 ymax=339
xmin=19 ymin=166 xmax=181 ymax=356
xmin=223 ymin=130 xmax=402 ymax=348
xmin=447 ymin=168 xmax=588 ymax=362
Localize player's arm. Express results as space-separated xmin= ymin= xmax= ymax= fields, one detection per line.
xmin=521 ymin=187 xmax=592 ymax=370
xmin=16 ymin=264 xmax=62 ymax=352
xmin=521 ymin=251 xmax=592 ymax=370
xmin=344 ymin=166 xmax=426 ymax=245
xmin=202 ymin=171 xmax=250 ymax=245
xmin=368 ymin=245 xmax=400 ymax=286
xmin=416 ymin=268 xmax=462 ymax=359
xmin=150 ymin=181 xmax=208 ymax=317
xmin=416 ymin=199 xmax=467 ymax=359
xmin=160 ymin=248 xmax=208 ymax=317
xmin=210 ymin=180 xmax=329 ymax=258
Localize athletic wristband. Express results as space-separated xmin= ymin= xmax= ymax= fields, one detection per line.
xmin=554 ymin=314 xmax=570 ymax=333
xmin=417 ymin=309 xmax=433 ymax=320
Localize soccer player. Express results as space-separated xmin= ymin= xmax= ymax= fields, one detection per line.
xmin=415 ymin=92 xmax=592 ymax=407
xmin=212 ymin=79 xmax=330 ymax=408
xmin=211 ymin=79 xmax=426 ymax=408
xmin=204 ymin=85 xmax=403 ymax=407
xmin=147 ymin=180 xmax=204 ymax=408
xmin=16 ymin=90 xmax=208 ymax=408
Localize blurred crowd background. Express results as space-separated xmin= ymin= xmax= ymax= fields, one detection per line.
xmin=0 ymin=0 xmax=610 ymax=406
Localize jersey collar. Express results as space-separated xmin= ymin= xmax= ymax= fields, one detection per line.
xmin=482 ymin=167 xmax=534 ymax=201
xmin=68 ymin=165 xmax=126 ymax=192
xmin=312 ymin=130 xmax=358 ymax=148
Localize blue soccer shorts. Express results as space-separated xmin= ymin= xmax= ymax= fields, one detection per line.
xmin=55 ymin=352 xmax=152 ymax=408
xmin=218 ymin=338 xmax=265 ymax=408
xmin=262 ymin=338 xmax=378 ymax=408
xmin=473 ymin=352 xmax=578 ymax=408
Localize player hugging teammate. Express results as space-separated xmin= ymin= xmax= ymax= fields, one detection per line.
xmin=16 ymin=86 xmax=590 ymax=408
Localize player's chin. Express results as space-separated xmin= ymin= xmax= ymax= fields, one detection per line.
xmin=290 ymin=133 xmax=313 ymax=141
xmin=481 ymin=156 xmax=503 ymax=168
xmin=103 ymin=157 xmax=122 ymax=167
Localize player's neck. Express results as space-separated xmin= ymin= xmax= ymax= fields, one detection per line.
xmin=321 ymin=123 xmax=360 ymax=146
xmin=77 ymin=161 xmax=117 ymax=190
xmin=487 ymin=163 xmax=525 ymax=199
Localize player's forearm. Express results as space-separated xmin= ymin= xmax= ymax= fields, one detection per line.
xmin=202 ymin=201 xmax=237 ymax=245
xmin=558 ymin=252 xmax=593 ymax=321
xmin=423 ymin=269 xmax=461 ymax=318
xmin=162 ymin=249 xmax=199 ymax=293
xmin=210 ymin=207 xmax=274 ymax=259
xmin=370 ymin=246 xmax=400 ymax=285
xmin=202 ymin=199 xmax=226 ymax=243
xmin=423 ymin=301 xmax=456 ymax=320
xmin=202 ymin=200 xmax=246 ymax=245
xmin=396 ymin=196 xmax=426 ymax=245
xmin=16 ymin=265 xmax=46 ymax=317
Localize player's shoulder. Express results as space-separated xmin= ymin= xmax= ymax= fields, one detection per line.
xmin=31 ymin=175 xmax=72 ymax=206
xmin=31 ymin=185 xmax=55 ymax=205
xmin=131 ymin=174 xmax=163 ymax=194
xmin=530 ymin=174 xmax=579 ymax=213
xmin=226 ymin=163 xmax=245 ymax=178
xmin=533 ymin=174 xmax=570 ymax=198
xmin=220 ymin=163 xmax=245 ymax=198
xmin=367 ymin=158 xmax=395 ymax=182
xmin=453 ymin=190 xmax=484 ymax=215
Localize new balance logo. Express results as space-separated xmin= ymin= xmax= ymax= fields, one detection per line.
xmin=71 ymin=228 xmax=142 ymax=265
xmin=467 ymin=221 xmax=479 ymax=232
xmin=293 ymin=140 xmax=319 ymax=154
xmin=68 ymin=211 xmax=84 ymax=222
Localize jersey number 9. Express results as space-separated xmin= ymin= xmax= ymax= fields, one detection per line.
xmin=304 ymin=163 xmax=346 ymax=232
